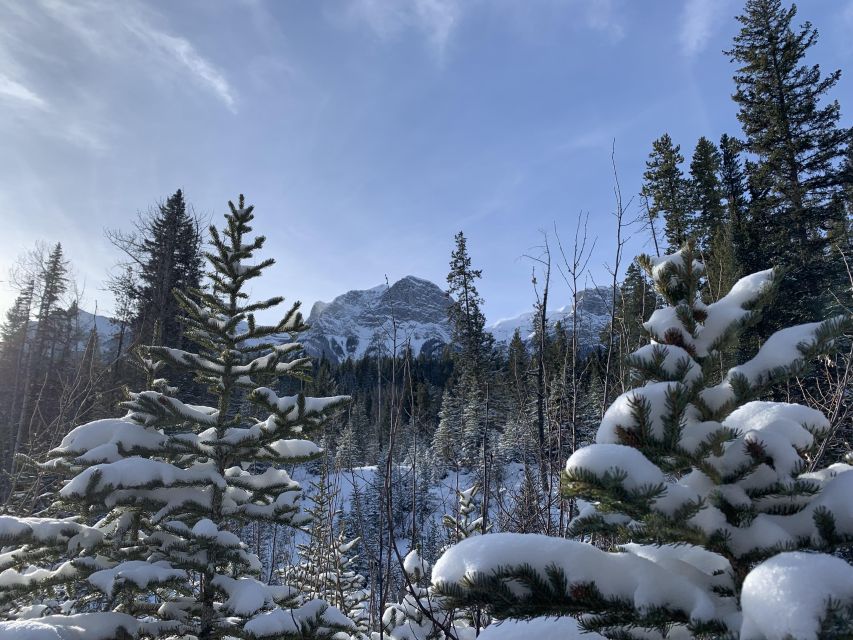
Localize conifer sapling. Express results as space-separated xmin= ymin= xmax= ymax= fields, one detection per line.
xmin=432 ymin=244 xmax=853 ymax=639
xmin=0 ymin=196 xmax=352 ymax=640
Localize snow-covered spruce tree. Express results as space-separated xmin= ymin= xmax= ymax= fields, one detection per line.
xmin=330 ymin=531 xmax=370 ymax=638
xmin=442 ymin=485 xmax=486 ymax=546
xmin=289 ymin=475 xmax=337 ymax=602
xmin=378 ymin=550 xmax=474 ymax=640
xmin=432 ymin=244 xmax=853 ymax=639
xmin=288 ymin=471 xmax=370 ymax=637
xmin=0 ymin=196 xmax=352 ymax=639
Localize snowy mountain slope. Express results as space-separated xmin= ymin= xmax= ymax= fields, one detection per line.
xmin=75 ymin=280 xmax=612 ymax=364
xmin=62 ymin=309 xmax=125 ymax=356
xmin=76 ymin=309 xmax=119 ymax=338
xmin=488 ymin=286 xmax=612 ymax=352
xmin=300 ymin=276 xmax=453 ymax=363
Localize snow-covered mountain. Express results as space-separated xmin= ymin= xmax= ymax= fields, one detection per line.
xmin=487 ymin=286 xmax=612 ymax=352
xmin=299 ymin=279 xmax=612 ymax=362
xmin=75 ymin=280 xmax=612 ymax=364
xmin=300 ymin=276 xmax=452 ymax=363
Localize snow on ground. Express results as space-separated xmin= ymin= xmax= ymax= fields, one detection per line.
xmin=287 ymin=462 xmax=533 ymax=567
xmin=478 ymin=617 xmax=605 ymax=640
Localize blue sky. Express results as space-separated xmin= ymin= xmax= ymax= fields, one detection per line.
xmin=1 ymin=0 xmax=851 ymax=323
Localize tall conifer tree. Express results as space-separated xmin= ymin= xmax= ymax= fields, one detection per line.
xmin=14 ymin=243 xmax=68 ymax=457
xmin=689 ymin=137 xmax=726 ymax=251
xmin=728 ymin=0 xmax=852 ymax=326
xmin=445 ymin=232 xmax=494 ymax=470
xmin=0 ymin=196 xmax=352 ymax=639
xmin=642 ymin=134 xmax=692 ymax=249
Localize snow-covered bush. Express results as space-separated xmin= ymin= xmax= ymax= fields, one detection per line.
xmin=288 ymin=471 xmax=370 ymax=636
xmin=378 ymin=550 xmax=475 ymax=640
xmin=432 ymin=245 xmax=853 ymax=639
xmin=0 ymin=196 xmax=352 ymax=639
xmin=442 ymin=485 xmax=486 ymax=545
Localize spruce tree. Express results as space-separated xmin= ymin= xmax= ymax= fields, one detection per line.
xmin=0 ymin=282 xmax=34 ymax=472
xmin=447 ymin=232 xmax=493 ymax=375
xmin=289 ymin=474 xmax=337 ymax=603
xmin=444 ymin=231 xmax=494 ymax=473
xmin=0 ymin=196 xmax=352 ymax=639
xmin=379 ymin=549 xmax=474 ymax=640
xmin=728 ymin=0 xmax=852 ymax=327
xmin=432 ymin=245 xmax=853 ymax=639
xmin=442 ymin=485 xmax=487 ymax=545
xmin=329 ymin=531 xmax=371 ymax=638
xmin=432 ymin=388 xmax=464 ymax=473
xmin=642 ymin=134 xmax=692 ymax=249
xmin=612 ymin=261 xmax=657 ymax=386
xmin=13 ymin=243 xmax=69 ymax=459
xmin=689 ymin=137 xmax=726 ymax=252
xmin=133 ymin=189 xmax=203 ymax=349
xmin=719 ymin=134 xmax=751 ymax=273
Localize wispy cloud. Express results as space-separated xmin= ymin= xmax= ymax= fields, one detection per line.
xmin=574 ymin=0 xmax=624 ymax=41
xmin=414 ymin=0 xmax=462 ymax=55
xmin=339 ymin=0 xmax=464 ymax=59
xmin=334 ymin=0 xmax=625 ymax=59
xmin=0 ymin=0 xmax=236 ymax=152
xmin=145 ymin=30 xmax=236 ymax=111
xmin=0 ymin=73 xmax=48 ymax=110
xmin=679 ymin=0 xmax=734 ymax=57
xmin=37 ymin=0 xmax=236 ymax=112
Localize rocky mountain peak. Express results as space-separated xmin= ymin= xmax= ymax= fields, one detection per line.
xmin=300 ymin=276 xmax=452 ymax=363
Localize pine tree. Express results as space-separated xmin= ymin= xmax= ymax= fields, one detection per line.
xmin=433 ymin=244 xmax=853 ymax=638
xmin=689 ymin=137 xmax=726 ymax=252
xmin=0 ymin=282 xmax=34 ymax=472
xmin=0 ymin=196 xmax=353 ymax=639
xmin=442 ymin=485 xmax=487 ymax=545
xmin=728 ymin=0 xmax=852 ymax=327
xmin=446 ymin=232 xmax=493 ymax=376
xmin=289 ymin=475 xmax=338 ymax=603
xmin=460 ymin=374 xmax=487 ymax=468
xmin=329 ymin=531 xmax=371 ymax=637
xmin=504 ymin=464 xmax=543 ymax=534
xmin=827 ymin=145 xmax=853 ymax=297
xmin=286 ymin=469 xmax=370 ymax=637
xmin=432 ymin=387 xmax=464 ymax=473
xmin=695 ymin=138 xmax=741 ymax=305
xmin=443 ymin=232 xmax=495 ymax=474
xmin=378 ymin=549 xmax=474 ymax=640
xmin=335 ymin=420 xmax=362 ymax=471
xmin=611 ymin=261 xmax=657 ymax=391
xmin=133 ymin=190 xmax=203 ymax=349
xmin=642 ymin=134 xmax=692 ymax=249
xmin=719 ymin=134 xmax=751 ymax=272
xmin=13 ymin=243 xmax=68 ymax=458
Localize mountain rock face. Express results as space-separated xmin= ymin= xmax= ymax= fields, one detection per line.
xmin=78 ymin=280 xmax=611 ymax=364
xmin=300 ymin=276 xmax=453 ymax=363
xmin=487 ymin=286 xmax=612 ymax=352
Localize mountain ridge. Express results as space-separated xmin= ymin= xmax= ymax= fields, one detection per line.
xmin=76 ymin=276 xmax=611 ymax=363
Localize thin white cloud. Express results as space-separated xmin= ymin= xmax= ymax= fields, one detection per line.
xmin=338 ymin=0 xmax=464 ymax=58
xmin=0 ymin=0 xmax=237 ymax=152
xmin=145 ymin=30 xmax=236 ymax=112
xmin=576 ymin=0 xmax=624 ymax=41
xmin=679 ymin=0 xmax=734 ymax=57
xmin=336 ymin=0 xmax=625 ymax=58
xmin=414 ymin=0 xmax=462 ymax=55
xmin=38 ymin=0 xmax=236 ymax=111
xmin=0 ymin=73 xmax=48 ymax=110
